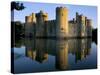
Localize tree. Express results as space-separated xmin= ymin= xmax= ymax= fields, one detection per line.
xmin=11 ymin=1 xmax=25 ymax=11
xmin=11 ymin=1 xmax=25 ymax=44
xmin=11 ymin=1 xmax=25 ymax=21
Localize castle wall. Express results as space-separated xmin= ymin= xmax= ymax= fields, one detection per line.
xmin=46 ymin=20 xmax=56 ymax=37
xmin=68 ymin=20 xmax=77 ymax=37
xmin=25 ymin=7 xmax=92 ymax=38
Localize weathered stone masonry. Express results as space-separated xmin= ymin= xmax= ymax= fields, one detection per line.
xmin=25 ymin=7 xmax=92 ymax=38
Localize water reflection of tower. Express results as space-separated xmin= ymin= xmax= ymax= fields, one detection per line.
xmin=80 ymin=39 xmax=87 ymax=59
xmin=68 ymin=39 xmax=77 ymax=55
xmin=85 ymin=39 xmax=92 ymax=55
xmin=25 ymin=38 xmax=36 ymax=60
xmin=74 ymin=39 xmax=82 ymax=63
xmin=55 ymin=40 xmax=69 ymax=70
xmin=75 ymin=39 xmax=91 ymax=63
xmin=35 ymin=39 xmax=48 ymax=63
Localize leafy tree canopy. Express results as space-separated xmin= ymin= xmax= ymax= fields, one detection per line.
xmin=11 ymin=1 xmax=25 ymax=11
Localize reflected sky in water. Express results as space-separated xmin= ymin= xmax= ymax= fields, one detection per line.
xmin=12 ymin=38 xmax=97 ymax=74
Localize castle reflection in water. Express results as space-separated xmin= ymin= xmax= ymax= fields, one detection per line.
xmin=25 ymin=38 xmax=92 ymax=70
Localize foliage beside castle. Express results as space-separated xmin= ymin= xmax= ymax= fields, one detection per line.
xmin=25 ymin=7 xmax=92 ymax=38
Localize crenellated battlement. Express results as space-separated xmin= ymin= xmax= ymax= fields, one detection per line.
xmin=25 ymin=7 xmax=92 ymax=38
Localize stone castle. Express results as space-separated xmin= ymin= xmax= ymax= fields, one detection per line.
xmin=25 ymin=7 xmax=92 ymax=38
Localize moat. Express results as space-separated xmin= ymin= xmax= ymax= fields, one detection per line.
xmin=11 ymin=38 xmax=97 ymax=74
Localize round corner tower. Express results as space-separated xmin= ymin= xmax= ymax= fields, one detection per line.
xmin=56 ymin=7 xmax=69 ymax=38
xmin=31 ymin=13 xmax=36 ymax=23
xmin=36 ymin=10 xmax=48 ymax=37
xmin=25 ymin=13 xmax=36 ymax=37
xmin=25 ymin=13 xmax=36 ymax=23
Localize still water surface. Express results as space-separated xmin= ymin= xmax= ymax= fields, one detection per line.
xmin=12 ymin=38 xmax=97 ymax=73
